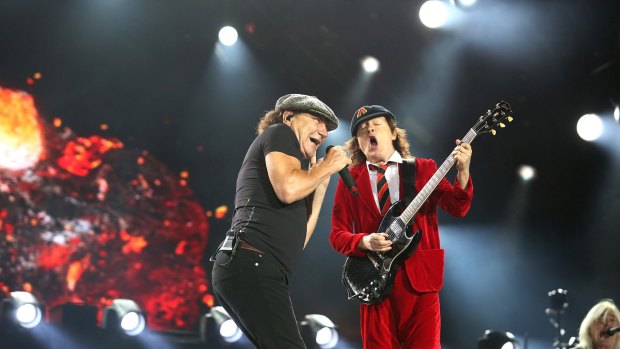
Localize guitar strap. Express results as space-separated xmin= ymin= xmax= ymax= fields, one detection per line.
xmin=401 ymin=158 xmax=417 ymax=205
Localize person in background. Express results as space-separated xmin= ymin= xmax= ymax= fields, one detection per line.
xmin=577 ymin=299 xmax=620 ymax=349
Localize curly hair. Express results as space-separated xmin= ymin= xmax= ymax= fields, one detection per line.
xmin=256 ymin=110 xmax=284 ymax=134
xmin=345 ymin=117 xmax=412 ymax=166
xmin=578 ymin=299 xmax=620 ymax=349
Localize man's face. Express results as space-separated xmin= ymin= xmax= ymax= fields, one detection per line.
xmin=356 ymin=116 xmax=396 ymax=164
xmin=590 ymin=311 xmax=619 ymax=349
xmin=288 ymin=112 xmax=328 ymax=159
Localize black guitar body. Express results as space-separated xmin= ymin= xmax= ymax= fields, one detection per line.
xmin=342 ymin=200 xmax=422 ymax=305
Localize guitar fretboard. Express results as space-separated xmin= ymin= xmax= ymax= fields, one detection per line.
xmin=398 ymin=128 xmax=478 ymax=226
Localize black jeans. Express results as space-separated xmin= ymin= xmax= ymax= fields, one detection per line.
xmin=211 ymin=248 xmax=306 ymax=349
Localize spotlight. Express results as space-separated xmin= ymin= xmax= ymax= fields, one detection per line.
xmin=102 ymin=299 xmax=146 ymax=336
xmin=419 ymin=0 xmax=450 ymax=29
xmin=478 ymin=330 xmax=518 ymax=349
xmin=361 ymin=56 xmax=380 ymax=73
xmin=614 ymin=104 xmax=619 ymax=122
xmin=576 ymin=113 xmax=603 ymax=141
xmin=218 ymin=26 xmax=239 ymax=46
xmin=0 ymin=291 xmax=43 ymax=329
xmin=517 ymin=164 xmax=536 ymax=181
xmin=300 ymin=314 xmax=339 ymax=349
xmin=200 ymin=306 xmax=242 ymax=344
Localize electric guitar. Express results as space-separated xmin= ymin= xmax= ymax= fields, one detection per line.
xmin=342 ymin=101 xmax=513 ymax=305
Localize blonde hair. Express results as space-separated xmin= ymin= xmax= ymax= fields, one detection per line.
xmin=256 ymin=110 xmax=284 ymax=134
xmin=578 ymin=299 xmax=620 ymax=349
xmin=345 ymin=117 xmax=412 ymax=166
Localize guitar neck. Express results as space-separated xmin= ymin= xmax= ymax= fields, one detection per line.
xmin=399 ymin=128 xmax=478 ymax=225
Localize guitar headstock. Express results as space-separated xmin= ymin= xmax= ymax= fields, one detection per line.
xmin=473 ymin=101 xmax=513 ymax=136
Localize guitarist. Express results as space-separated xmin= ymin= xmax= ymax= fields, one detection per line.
xmin=329 ymin=105 xmax=474 ymax=349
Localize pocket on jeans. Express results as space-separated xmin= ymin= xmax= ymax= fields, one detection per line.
xmin=214 ymin=251 xmax=234 ymax=267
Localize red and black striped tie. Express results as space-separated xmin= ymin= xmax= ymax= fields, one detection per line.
xmin=369 ymin=163 xmax=392 ymax=216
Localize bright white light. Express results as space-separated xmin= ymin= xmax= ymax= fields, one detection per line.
xmin=120 ymin=311 xmax=146 ymax=336
xmin=614 ymin=105 xmax=619 ymax=122
xmin=220 ymin=319 xmax=242 ymax=343
xmin=419 ymin=1 xmax=450 ymax=29
xmin=518 ymin=165 xmax=536 ymax=181
xmin=576 ymin=113 xmax=604 ymax=141
xmin=501 ymin=331 xmax=516 ymax=349
xmin=361 ymin=56 xmax=380 ymax=73
xmin=501 ymin=343 xmax=515 ymax=349
xmin=15 ymin=303 xmax=42 ymax=329
xmin=316 ymin=327 xmax=339 ymax=349
xmin=218 ymin=26 xmax=238 ymax=46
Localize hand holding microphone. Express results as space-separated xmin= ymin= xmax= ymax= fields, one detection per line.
xmin=326 ymin=145 xmax=358 ymax=196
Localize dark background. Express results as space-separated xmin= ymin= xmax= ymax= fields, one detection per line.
xmin=1 ymin=0 xmax=619 ymax=348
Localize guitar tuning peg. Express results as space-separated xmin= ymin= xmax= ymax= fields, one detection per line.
xmin=507 ymin=116 xmax=513 ymax=122
xmin=490 ymin=129 xmax=497 ymax=135
xmin=499 ymin=123 xmax=505 ymax=128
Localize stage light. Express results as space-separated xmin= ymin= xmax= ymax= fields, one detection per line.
xmin=361 ymin=56 xmax=380 ymax=73
xmin=0 ymin=291 xmax=43 ymax=329
xmin=102 ymin=299 xmax=146 ymax=336
xmin=419 ymin=1 xmax=450 ymax=29
xmin=300 ymin=314 xmax=339 ymax=349
xmin=200 ymin=306 xmax=242 ymax=344
xmin=576 ymin=113 xmax=603 ymax=141
xmin=478 ymin=330 xmax=518 ymax=349
xmin=218 ymin=26 xmax=239 ymax=46
xmin=517 ymin=165 xmax=536 ymax=181
xmin=614 ymin=104 xmax=619 ymax=122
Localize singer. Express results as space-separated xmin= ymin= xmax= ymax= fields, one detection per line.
xmin=210 ymin=94 xmax=350 ymax=348
xmin=329 ymin=105 xmax=474 ymax=349
xmin=577 ymin=298 xmax=620 ymax=349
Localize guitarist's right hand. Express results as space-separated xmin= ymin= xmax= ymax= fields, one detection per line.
xmin=358 ymin=233 xmax=392 ymax=252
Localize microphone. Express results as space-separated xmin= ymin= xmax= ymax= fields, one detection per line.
xmin=326 ymin=145 xmax=358 ymax=196
xmin=603 ymin=326 xmax=620 ymax=337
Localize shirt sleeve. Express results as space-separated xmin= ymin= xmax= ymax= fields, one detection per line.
xmin=261 ymin=124 xmax=303 ymax=161
xmin=330 ymin=178 xmax=368 ymax=257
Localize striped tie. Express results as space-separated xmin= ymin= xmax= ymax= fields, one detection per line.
xmin=369 ymin=163 xmax=392 ymax=216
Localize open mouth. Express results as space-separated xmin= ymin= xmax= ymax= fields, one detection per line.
xmin=369 ymin=136 xmax=378 ymax=148
xmin=309 ymin=137 xmax=321 ymax=146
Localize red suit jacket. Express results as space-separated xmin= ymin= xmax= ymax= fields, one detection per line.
xmin=330 ymin=157 xmax=473 ymax=293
